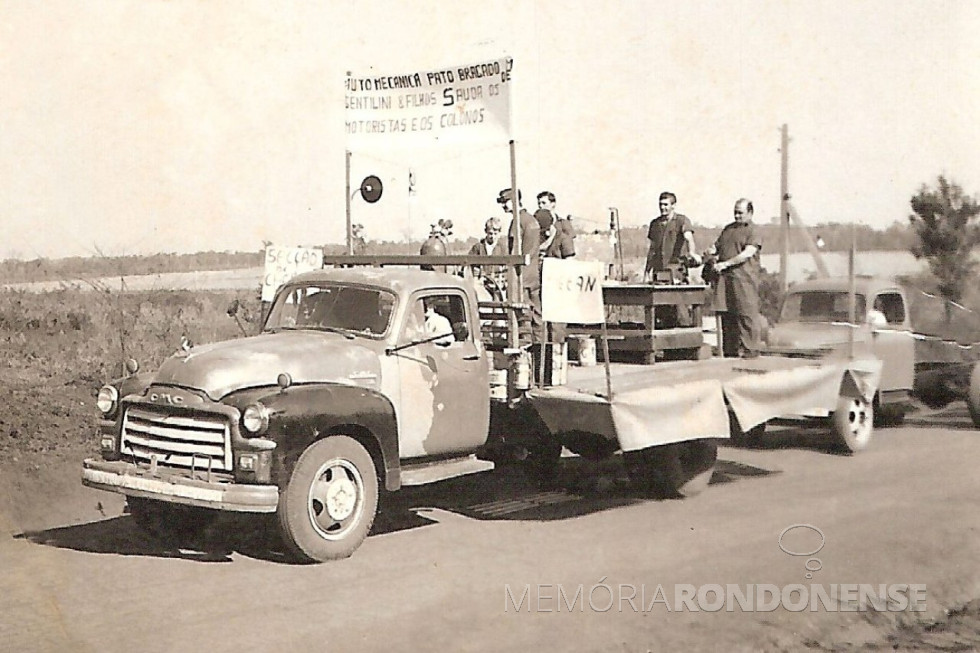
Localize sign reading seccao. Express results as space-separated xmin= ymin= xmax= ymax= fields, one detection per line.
xmin=344 ymin=57 xmax=513 ymax=148
xmin=541 ymin=259 xmax=605 ymax=324
xmin=262 ymin=246 xmax=324 ymax=302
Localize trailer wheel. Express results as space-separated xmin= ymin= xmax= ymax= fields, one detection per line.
xmin=127 ymin=497 xmax=216 ymax=544
xmin=277 ymin=435 xmax=378 ymax=563
xmin=967 ymin=362 xmax=980 ymax=428
xmin=625 ymin=439 xmax=717 ymax=499
xmin=832 ymin=395 xmax=874 ymax=452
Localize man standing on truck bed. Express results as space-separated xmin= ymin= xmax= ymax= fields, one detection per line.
xmin=710 ymin=198 xmax=762 ymax=358
xmin=498 ymin=188 xmax=541 ymax=325
xmin=535 ymin=191 xmax=576 ymax=259
xmin=644 ymin=191 xmax=701 ymax=280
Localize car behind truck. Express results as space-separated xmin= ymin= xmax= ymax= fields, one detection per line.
xmin=83 ymin=257 xmax=882 ymax=562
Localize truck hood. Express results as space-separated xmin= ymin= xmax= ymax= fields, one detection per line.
xmin=153 ymin=331 xmax=382 ymax=399
xmin=766 ymin=321 xmax=872 ymax=352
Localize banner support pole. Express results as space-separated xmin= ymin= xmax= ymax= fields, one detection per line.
xmin=345 ymin=150 xmax=353 ymax=256
xmin=601 ymin=319 xmax=613 ymax=399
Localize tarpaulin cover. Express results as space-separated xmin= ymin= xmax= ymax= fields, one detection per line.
xmin=528 ymin=356 xmax=882 ymax=452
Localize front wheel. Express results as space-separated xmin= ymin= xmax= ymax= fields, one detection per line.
xmin=625 ymin=439 xmax=718 ymax=499
xmin=277 ymin=436 xmax=378 ymax=563
xmin=832 ymin=395 xmax=874 ymax=452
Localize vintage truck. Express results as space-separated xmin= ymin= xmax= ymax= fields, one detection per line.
xmin=82 ymin=257 xmax=882 ymax=562
xmin=765 ymin=275 xmax=980 ymax=427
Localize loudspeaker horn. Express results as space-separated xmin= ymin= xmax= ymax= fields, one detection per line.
xmin=359 ymin=175 xmax=383 ymax=203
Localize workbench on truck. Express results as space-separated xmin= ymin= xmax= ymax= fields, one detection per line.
xmin=567 ymin=282 xmax=708 ymax=363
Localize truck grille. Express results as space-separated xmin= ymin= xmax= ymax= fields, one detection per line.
xmin=120 ymin=407 xmax=232 ymax=472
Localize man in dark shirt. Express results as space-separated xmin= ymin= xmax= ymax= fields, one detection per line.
xmin=535 ymin=191 xmax=576 ymax=259
xmin=498 ymin=188 xmax=541 ymax=328
xmin=644 ymin=191 xmax=700 ymax=279
xmin=710 ymin=198 xmax=762 ymax=358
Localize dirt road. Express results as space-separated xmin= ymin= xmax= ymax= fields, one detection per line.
xmin=2 ymin=408 xmax=979 ymax=652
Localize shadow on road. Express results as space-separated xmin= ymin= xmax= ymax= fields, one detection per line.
xmin=904 ymin=405 xmax=977 ymax=432
xmin=17 ymin=454 xmax=777 ymax=563
xmin=724 ymin=422 xmax=852 ymax=455
xmin=366 ymin=455 xmax=777 ymax=535
xmin=16 ymin=512 xmax=292 ymax=564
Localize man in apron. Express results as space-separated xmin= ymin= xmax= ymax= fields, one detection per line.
xmin=710 ymin=198 xmax=762 ymax=358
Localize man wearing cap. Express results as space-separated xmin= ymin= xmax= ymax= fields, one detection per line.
xmin=497 ymin=188 xmax=541 ymax=323
xmin=644 ymin=191 xmax=700 ymax=279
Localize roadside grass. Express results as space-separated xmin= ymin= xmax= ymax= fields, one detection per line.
xmin=0 ymin=288 xmax=262 ymax=462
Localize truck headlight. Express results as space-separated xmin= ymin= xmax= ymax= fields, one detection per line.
xmin=242 ymin=403 xmax=270 ymax=434
xmin=96 ymin=385 xmax=119 ymax=416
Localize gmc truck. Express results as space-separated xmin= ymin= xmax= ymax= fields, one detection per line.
xmin=83 ymin=257 xmax=883 ymax=562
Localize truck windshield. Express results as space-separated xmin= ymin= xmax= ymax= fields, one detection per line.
xmin=266 ymin=283 xmax=396 ymax=336
xmin=780 ymin=291 xmax=867 ymax=323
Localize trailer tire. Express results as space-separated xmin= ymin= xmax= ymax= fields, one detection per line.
xmin=832 ymin=395 xmax=874 ymax=452
xmin=127 ymin=497 xmax=217 ymax=544
xmin=968 ymin=362 xmax=980 ymax=428
xmin=625 ymin=439 xmax=717 ymax=499
xmin=277 ymin=435 xmax=378 ymax=563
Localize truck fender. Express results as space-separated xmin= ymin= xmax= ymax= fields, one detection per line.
xmin=261 ymin=384 xmax=401 ymax=491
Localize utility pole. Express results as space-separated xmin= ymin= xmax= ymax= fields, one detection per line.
xmin=779 ymin=124 xmax=790 ymax=293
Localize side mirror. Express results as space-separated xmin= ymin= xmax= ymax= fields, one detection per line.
xmin=453 ymin=322 xmax=470 ymax=341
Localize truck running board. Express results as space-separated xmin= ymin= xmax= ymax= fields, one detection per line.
xmin=399 ymin=454 xmax=495 ymax=487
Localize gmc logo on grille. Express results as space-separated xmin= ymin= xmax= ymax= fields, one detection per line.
xmin=150 ymin=392 xmax=185 ymax=405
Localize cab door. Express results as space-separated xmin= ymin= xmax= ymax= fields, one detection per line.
xmin=870 ymin=290 xmax=915 ymax=394
xmin=395 ymin=290 xmax=489 ymax=458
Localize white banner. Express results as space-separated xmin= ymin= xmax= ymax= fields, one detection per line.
xmin=262 ymin=245 xmax=323 ymax=302
xmin=542 ymin=259 xmax=605 ymax=324
xmin=344 ymin=57 xmax=513 ymax=148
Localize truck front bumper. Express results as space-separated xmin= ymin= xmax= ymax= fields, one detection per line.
xmin=82 ymin=459 xmax=279 ymax=513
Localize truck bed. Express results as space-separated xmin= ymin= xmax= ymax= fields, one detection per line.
xmin=527 ymin=354 xmax=882 ymax=452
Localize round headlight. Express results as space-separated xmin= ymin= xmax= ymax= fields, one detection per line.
xmin=242 ymin=403 xmax=270 ymax=434
xmin=96 ymin=385 xmax=119 ymax=415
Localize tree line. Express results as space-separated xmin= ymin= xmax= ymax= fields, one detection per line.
xmin=3 ymin=175 xmax=976 ymax=328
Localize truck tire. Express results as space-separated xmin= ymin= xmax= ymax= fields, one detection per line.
xmin=832 ymin=395 xmax=874 ymax=453
xmin=968 ymin=362 xmax=980 ymax=428
xmin=277 ymin=435 xmax=378 ymax=563
xmin=127 ymin=497 xmax=216 ymax=544
xmin=625 ymin=439 xmax=717 ymax=499
xmin=524 ymin=438 xmax=563 ymax=489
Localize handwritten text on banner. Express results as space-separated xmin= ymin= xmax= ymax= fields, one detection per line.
xmin=345 ymin=58 xmax=513 ymax=147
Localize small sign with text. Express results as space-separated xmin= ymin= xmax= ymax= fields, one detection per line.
xmin=541 ymin=259 xmax=605 ymax=324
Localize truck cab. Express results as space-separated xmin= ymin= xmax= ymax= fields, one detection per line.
xmin=765 ymin=276 xmax=915 ymax=421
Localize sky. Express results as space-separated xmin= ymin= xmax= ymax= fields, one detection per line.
xmin=2 ymin=0 xmax=978 ymax=260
